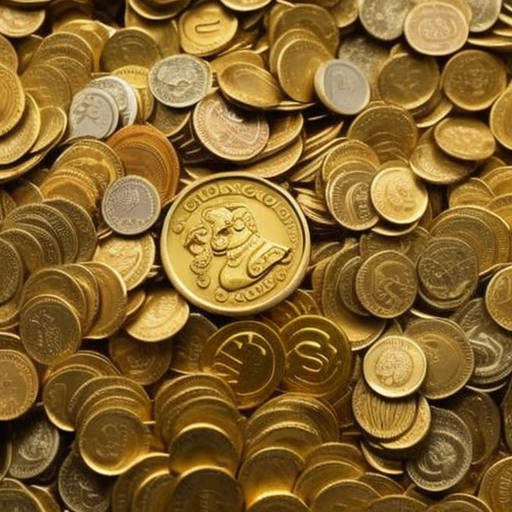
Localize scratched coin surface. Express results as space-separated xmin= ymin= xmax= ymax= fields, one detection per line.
xmin=160 ymin=172 xmax=310 ymax=316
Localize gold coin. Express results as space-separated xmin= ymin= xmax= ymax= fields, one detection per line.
xmin=149 ymin=54 xmax=212 ymax=109
xmin=0 ymin=349 xmax=38 ymax=420
xmin=0 ymin=487 xmax=44 ymax=512
xmin=310 ymin=479 xmax=380 ymax=512
xmin=20 ymin=63 xmax=71 ymax=110
xmin=160 ymin=172 xmax=310 ymax=316
xmin=200 ymin=320 xmax=285 ymax=409
xmin=364 ymin=496 xmax=428 ymax=512
xmin=9 ymin=407 xmax=60 ymax=480
xmin=405 ymin=318 xmax=474 ymax=400
xmin=101 ymin=176 xmax=161 ymax=236
xmin=360 ymin=441 xmax=404 ymax=476
xmin=279 ymin=315 xmax=352 ymax=399
xmin=352 ymin=377 xmax=417 ymax=439
xmin=449 ymin=178 xmax=495 ymax=208
xmin=355 ymin=250 xmax=417 ymax=318
xmin=0 ymin=228 xmax=45 ymax=274
xmin=404 ymin=1 xmax=469 ymax=56
xmin=0 ymin=33 xmax=17 ymax=71
xmin=247 ymin=494 xmax=309 ymax=512
xmin=29 ymin=105 xmax=67 ymax=154
xmin=358 ymin=473 xmax=404 ymax=496
xmin=147 ymin=99 xmax=191 ymax=138
xmin=58 ymin=451 xmax=111 ymax=512
xmin=406 ymin=406 xmax=472 ymax=492
xmin=0 ymin=238 xmax=23 ymax=306
xmin=442 ymin=49 xmax=506 ymax=111
xmin=358 ymin=0 xmax=410 ymax=41
xmin=178 ymin=1 xmax=238 ymax=57
xmin=192 ymin=91 xmax=269 ymax=162
xmin=0 ymin=5 xmax=45 ymax=38
xmin=239 ymin=446 xmax=304 ymax=505
xmin=363 ymin=335 xmax=427 ymax=398
xmin=434 ymin=116 xmax=496 ymax=161
xmin=125 ymin=285 xmax=189 ymax=342
xmin=19 ymin=294 xmax=82 ymax=366
xmin=0 ymin=63 xmax=25 ymax=137
xmin=370 ymin=164 xmax=428 ymax=225
xmin=485 ymin=265 xmax=512 ymax=331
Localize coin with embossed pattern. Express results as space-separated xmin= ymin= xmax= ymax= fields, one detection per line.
xmin=485 ymin=265 xmax=512 ymax=332
xmin=0 ymin=63 xmax=25 ymax=136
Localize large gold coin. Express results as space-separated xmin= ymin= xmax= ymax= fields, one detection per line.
xmin=478 ymin=457 xmax=512 ymax=512
xmin=160 ymin=172 xmax=310 ymax=316
xmin=363 ymin=335 xmax=427 ymax=398
xmin=0 ymin=63 xmax=25 ymax=136
xmin=485 ymin=265 xmax=512 ymax=331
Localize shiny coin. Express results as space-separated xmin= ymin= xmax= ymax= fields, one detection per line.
xmin=0 ymin=238 xmax=23 ymax=305
xmin=0 ymin=63 xmax=25 ymax=136
xmin=101 ymin=175 xmax=161 ymax=236
xmin=314 ymin=59 xmax=370 ymax=115
xmin=160 ymin=172 xmax=310 ymax=316
xmin=0 ymin=349 xmax=38 ymax=420
xmin=363 ymin=335 xmax=427 ymax=398
xmin=485 ymin=265 xmax=512 ymax=331
xmin=149 ymin=54 xmax=212 ymax=108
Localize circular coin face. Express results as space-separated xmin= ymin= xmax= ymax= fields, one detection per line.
xmin=160 ymin=173 xmax=310 ymax=316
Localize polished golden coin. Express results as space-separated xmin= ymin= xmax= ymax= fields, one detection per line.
xmin=370 ymin=165 xmax=428 ymax=225
xmin=20 ymin=63 xmax=71 ymax=110
xmin=19 ymin=294 xmax=82 ymax=366
xmin=352 ymin=378 xmax=417 ymax=439
xmin=0 ymin=5 xmax=45 ymax=38
xmin=101 ymin=176 xmax=161 ymax=236
xmin=485 ymin=265 xmax=512 ymax=331
xmin=247 ymin=494 xmax=308 ymax=512
xmin=364 ymin=496 xmax=427 ymax=512
xmin=434 ymin=116 xmax=496 ymax=161
xmin=160 ymin=172 xmax=310 ymax=316
xmin=58 ymin=451 xmax=111 ymax=512
xmin=0 ymin=63 xmax=25 ymax=136
xmin=404 ymin=1 xmax=469 ymax=56
xmin=314 ymin=59 xmax=370 ymax=115
xmin=218 ymin=62 xmax=284 ymax=110
xmin=355 ymin=250 xmax=417 ymax=318
xmin=192 ymin=91 xmax=269 ymax=162
xmin=30 ymin=105 xmax=67 ymax=154
xmin=358 ymin=0 xmax=410 ymax=41
xmin=125 ymin=286 xmax=189 ymax=342
xmin=0 ymin=228 xmax=45 ymax=274
xmin=364 ymin=335 xmax=426 ymax=398
xmin=442 ymin=49 xmax=506 ymax=111
xmin=78 ymin=406 xmax=152 ymax=475
xmin=0 ymin=349 xmax=38 ymax=420
xmin=149 ymin=54 xmax=212 ymax=109
xmin=406 ymin=407 xmax=472 ymax=492
xmin=0 ymin=238 xmax=23 ymax=306
xmin=0 ymin=34 xmax=17 ymax=71
xmin=478 ymin=457 xmax=512 ymax=512
xmin=406 ymin=318 xmax=474 ymax=400
xmin=279 ymin=315 xmax=352 ymax=399
xmin=311 ymin=479 xmax=380 ymax=512
xmin=178 ymin=0 xmax=238 ymax=57
xmin=200 ymin=320 xmax=285 ymax=409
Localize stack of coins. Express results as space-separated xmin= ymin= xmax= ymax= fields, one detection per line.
xmin=1 ymin=0 xmax=512 ymax=511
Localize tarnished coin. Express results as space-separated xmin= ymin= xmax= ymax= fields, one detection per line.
xmin=0 ymin=487 xmax=44 ymax=512
xmin=192 ymin=91 xmax=269 ymax=162
xmin=149 ymin=54 xmax=212 ymax=108
xmin=0 ymin=349 xmax=38 ymax=421
xmin=160 ymin=172 xmax=310 ymax=316
xmin=358 ymin=0 xmax=410 ymax=41
xmin=485 ymin=265 xmax=512 ymax=332
xmin=355 ymin=250 xmax=417 ymax=318
xmin=314 ymin=59 xmax=370 ymax=115
xmin=406 ymin=407 xmax=472 ymax=492
xmin=363 ymin=335 xmax=427 ymax=398
xmin=200 ymin=320 xmax=285 ymax=409
xmin=101 ymin=176 xmax=161 ymax=236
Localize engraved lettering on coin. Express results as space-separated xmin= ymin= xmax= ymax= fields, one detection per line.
xmin=374 ymin=348 xmax=413 ymax=388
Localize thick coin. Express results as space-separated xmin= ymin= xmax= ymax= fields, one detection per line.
xmin=0 ymin=349 xmax=38 ymax=420
xmin=406 ymin=407 xmax=472 ymax=492
xmin=149 ymin=54 xmax=212 ymax=108
xmin=160 ymin=172 xmax=310 ymax=316
xmin=199 ymin=320 xmax=285 ymax=409
xmin=363 ymin=335 xmax=427 ymax=398
xmin=279 ymin=315 xmax=352 ymax=399
xmin=101 ymin=175 xmax=161 ymax=236
xmin=485 ymin=265 xmax=512 ymax=331
xmin=314 ymin=59 xmax=370 ymax=115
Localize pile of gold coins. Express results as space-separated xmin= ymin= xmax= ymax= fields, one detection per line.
xmin=2 ymin=0 xmax=512 ymax=510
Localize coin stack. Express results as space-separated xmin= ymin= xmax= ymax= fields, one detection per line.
xmin=1 ymin=0 xmax=512 ymax=510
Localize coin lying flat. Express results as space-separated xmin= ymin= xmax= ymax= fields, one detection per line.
xmin=160 ymin=172 xmax=310 ymax=316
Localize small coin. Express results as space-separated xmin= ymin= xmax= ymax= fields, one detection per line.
xmin=149 ymin=54 xmax=212 ymax=108
xmin=200 ymin=320 xmax=286 ymax=409
xmin=485 ymin=265 xmax=512 ymax=331
xmin=314 ymin=59 xmax=370 ymax=115
xmin=0 ymin=349 xmax=38 ymax=421
xmin=160 ymin=172 xmax=310 ymax=316
xmin=406 ymin=407 xmax=472 ymax=492
xmin=101 ymin=176 xmax=161 ymax=236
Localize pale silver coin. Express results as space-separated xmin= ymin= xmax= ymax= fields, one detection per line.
xmin=88 ymin=76 xmax=138 ymax=126
xmin=101 ymin=176 xmax=161 ymax=236
xmin=149 ymin=54 xmax=213 ymax=108
xmin=68 ymin=87 xmax=119 ymax=140
xmin=314 ymin=59 xmax=370 ymax=116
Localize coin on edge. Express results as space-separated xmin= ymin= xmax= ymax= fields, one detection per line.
xmin=160 ymin=172 xmax=310 ymax=316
